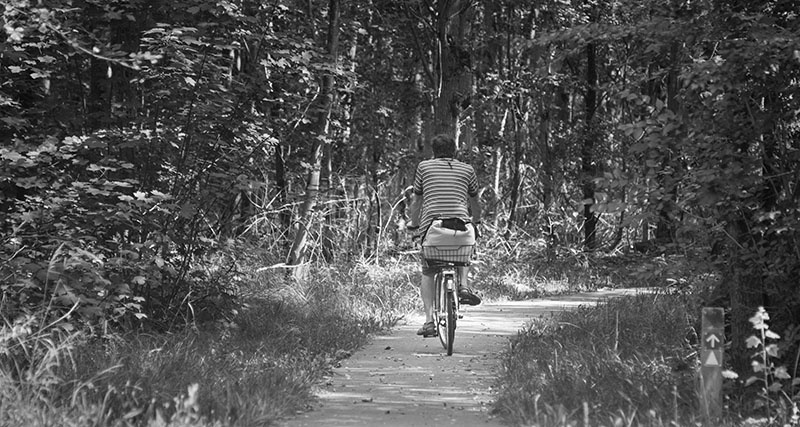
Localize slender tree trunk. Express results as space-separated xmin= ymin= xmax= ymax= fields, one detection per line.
xmin=725 ymin=217 xmax=762 ymax=376
xmin=505 ymin=106 xmax=523 ymax=239
xmin=582 ymin=40 xmax=599 ymax=250
xmin=492 ymin=145 xmax=503 ymax=228
xmin=491 ymin=108 xmax=508 ymax=229
xmin=287 ymin=0 xmax=340 ymax=268
xmin=481 ymin=1 xmax=504 ymax=79
xmin=273 ymin=142 xmax=291 ymax=235
xmin=369 ymin=135 xmax=381 ymax=256
xmin=413 ymin=72 xmax=426 ymax=155
xmin=655 ymin=41 xmax=682 ymax=243
xmin=539 ymin=95 xmax=557 ymax=247
xmin=86 ymin=4 xmax=110 ymax=132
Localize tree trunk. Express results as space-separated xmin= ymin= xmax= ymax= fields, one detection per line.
xmin=539 ymin=95 xmax=556 ymax=247
xmin=369 ymin=134 xmax=382 ymax=256
xmin=505 ymin=106 xmax=523 ymax=238
xmin=492 ymin=144 xmax=503 ymax=229
xmin=655 ymin=41 xmax=682 ymax=243
xmin=86 ymin=3 xmax=111 ymax=132
xmin=582 ymin=40 xmax=599 ymax=250
xmin=287 ymin=0 xmax=340 ymax=269
xmin=432 ymin=0 xmax=474 ymax=141
xmin=725 ymin=218 xmax=763 ymax=375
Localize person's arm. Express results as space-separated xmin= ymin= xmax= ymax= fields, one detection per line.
xmin=468 ymin=193 xmax=482 ymax=240
xmin=466 ymin=166 xmax=482 ymax=225
xmin=469 ymin=193 xmax=482 ymax=225
xmin=408 ymin=192 xmax=422 ymax=230
xmin=408 ymin=164 xmax=423 ymax=231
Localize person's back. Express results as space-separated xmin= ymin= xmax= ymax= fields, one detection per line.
xmin=414 ymin=156 xmax=477 ymax=236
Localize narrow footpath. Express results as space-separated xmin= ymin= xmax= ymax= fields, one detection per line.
xmin=279 ymin=288 xmax=650 ymax=427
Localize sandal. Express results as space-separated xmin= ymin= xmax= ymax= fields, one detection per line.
xmin=416 ymin=321 xmax=437 ymax=337
xmin=458 ymin=287 xmax=482 ymax=306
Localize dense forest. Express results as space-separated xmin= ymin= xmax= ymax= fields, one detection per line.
xmin=1 ymin=0 xmax=799 ymax=425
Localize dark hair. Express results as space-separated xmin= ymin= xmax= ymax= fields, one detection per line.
xmin=431 ymin=134 xmax=456 ymax=158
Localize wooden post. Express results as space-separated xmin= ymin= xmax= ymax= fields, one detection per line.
xmin=700 ymin=307 xmax=725 ymax=421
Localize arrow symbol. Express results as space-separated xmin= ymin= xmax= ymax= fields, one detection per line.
xmin=706 ymin=334 xmax=720 ymax=348
xmin=705 ymin=350 xmax=720 ymax=366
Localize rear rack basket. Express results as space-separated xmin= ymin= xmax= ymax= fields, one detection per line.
xmin=422 ymin=245 xmax=474 ymax=266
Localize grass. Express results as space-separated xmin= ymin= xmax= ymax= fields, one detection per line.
xmin=473 ymin=249 xmax=597 ymax=300
xmin=484 ymin=243 xmax=775 ymax=426
xmin=492 ymin=291 xmax=703 ymax=426
xmin=470 ymin=243 xmax=697 ymax=301
xmin=1 ymin=253 xmax=419 ymax=426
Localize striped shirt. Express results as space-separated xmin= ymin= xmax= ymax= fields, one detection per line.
xmin=413 ymin=157 xmax=479 ymax=232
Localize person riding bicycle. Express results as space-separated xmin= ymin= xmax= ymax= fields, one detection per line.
xmin=407 ymin=133 xmax=482 ymax=338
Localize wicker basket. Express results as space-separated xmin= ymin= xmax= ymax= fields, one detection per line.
xmin=422 ymin=245 xmax=474 ymax=266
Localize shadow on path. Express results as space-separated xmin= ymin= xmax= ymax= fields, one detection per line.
xmin=279 ymin=288 xmax=655 ymax=427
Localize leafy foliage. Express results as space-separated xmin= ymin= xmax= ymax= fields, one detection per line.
xmin=1 ymin=0 xmax=799 ymax=424
xmin=0 ymin=0 xmax=308 ymax=329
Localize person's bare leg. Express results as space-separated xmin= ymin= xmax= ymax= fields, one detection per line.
xmin=456 ymin=265 xmax=481 ymax=305
xmin=458 ymin=266 xmax=469 ymax=289
xmin=420 ymin=272 xmax=435 ymax=323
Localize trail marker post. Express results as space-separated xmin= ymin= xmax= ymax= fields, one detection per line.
xmin=700 ymin=307 xmax=724 ymax=421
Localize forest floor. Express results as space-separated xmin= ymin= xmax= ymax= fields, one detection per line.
xmin=278 ymin=288 xmax=653 ymax=427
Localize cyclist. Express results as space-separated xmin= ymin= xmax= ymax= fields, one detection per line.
xmin=407 ymin=133 xmax=482 ymax=338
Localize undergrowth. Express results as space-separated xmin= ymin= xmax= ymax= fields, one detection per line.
xmin=493 ymin=291 xmax=703 ymax=426
xmin=1 ymin=233 xmax=732 ymax=426
xmin=1 ymin=243 xmax=418 ymax=426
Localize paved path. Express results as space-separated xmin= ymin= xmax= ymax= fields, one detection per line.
xmin=279 ymin=288 xmax=653 ymax=427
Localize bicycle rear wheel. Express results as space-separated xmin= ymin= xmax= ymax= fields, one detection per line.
xmin=435 ymin=274 xmax=447 ymax=348
xmin=436 ymin=274 xmax=457 ymax=355
xmin=444 ymin=290 xmax=456 ymax=355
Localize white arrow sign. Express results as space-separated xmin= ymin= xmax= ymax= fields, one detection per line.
xmin=705 ymin=333 xmax=720 ymax=348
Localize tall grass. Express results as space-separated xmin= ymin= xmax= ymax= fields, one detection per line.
xmin=493 ymin=291 xmax=704 ymax=426
xmin=472 ymin=245 xmax=667 ymax=301
xmin=1 ymin=250 xmax=418 ymax=426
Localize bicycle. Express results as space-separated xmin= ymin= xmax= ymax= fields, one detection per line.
xmin=421 ymin=244 xmax=473 ymax=356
